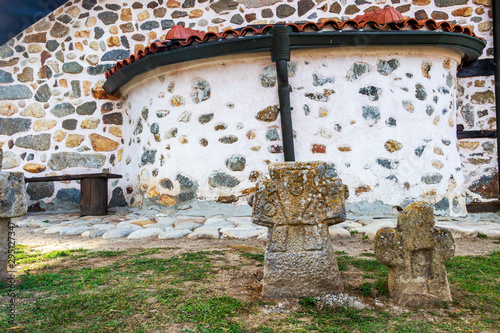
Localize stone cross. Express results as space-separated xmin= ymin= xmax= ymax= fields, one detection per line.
xmin=252 ymin=161 xmax=349 ymax=298
xmin=0 ymin=171 xmax=28 ymax=281
xmin=374 ymin=201 xmax=455 ymax=307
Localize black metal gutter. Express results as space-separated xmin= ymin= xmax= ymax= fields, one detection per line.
xmin=103 ymin=30 xmax=485 ymax=94
xmin=494 ymin=0 xmax=500 ymax=200
xmin=271 ymin=26 xmax=295 ymax=162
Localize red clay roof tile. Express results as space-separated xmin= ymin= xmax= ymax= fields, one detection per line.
xmin=104 ymin=6 xmax=482 ymax=80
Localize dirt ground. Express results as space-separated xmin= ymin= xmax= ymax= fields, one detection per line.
xmin=15 ymin=226 xmax=499 ymax=256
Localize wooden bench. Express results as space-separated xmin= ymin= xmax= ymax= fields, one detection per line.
xmin=25 ymin=173 xmax=122 ymax=216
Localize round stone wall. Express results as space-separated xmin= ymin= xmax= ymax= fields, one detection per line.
xmin=122 ymin=46 xmax=466 ymax=216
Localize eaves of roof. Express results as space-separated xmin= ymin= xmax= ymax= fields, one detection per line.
xmin=103 ymin=18 xmax=485 ymax=94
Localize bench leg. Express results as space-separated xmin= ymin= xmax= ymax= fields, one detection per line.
xmin=80 ymin=178 xmax=108 ymax=216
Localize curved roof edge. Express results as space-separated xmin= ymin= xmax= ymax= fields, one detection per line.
xmin=103 ymin=26 xmax=485 ymax=94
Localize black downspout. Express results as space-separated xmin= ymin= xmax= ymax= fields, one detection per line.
xmin=271 ymin=26 xmax=295 ymax=162
xmin=494 ymin=1 xmax=500 ymax=200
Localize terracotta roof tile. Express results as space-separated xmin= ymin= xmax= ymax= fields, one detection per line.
xmin=104 ymin=7 xmax=482 ymax=80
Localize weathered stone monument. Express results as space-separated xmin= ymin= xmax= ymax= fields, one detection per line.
xmin=374 ymin=201 xmax=455 ymax=307
xmin=0 ymin=146 xmax=28 ymax=281
xmin=252 ymin=161 xmax=349 ymax=298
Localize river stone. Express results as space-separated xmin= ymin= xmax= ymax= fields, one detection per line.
xmin=222 ymin=227 xmax=262 ymax=239
xmin=158 ymin=228 xmax=191 ymax=239
xmin=0 ymin=85 xmax=33 ymax=100
xmin=375 ymin=202 xmax=454 ymax=307
xmin=174 ymin=222 xmax=202 ymax=230
xmin=102 ymin=228 xmax=135 ymax=239
xmin=47 ymin=152 xmax=105 ymax=171
xmin=0 ymin=172 xmax=27 ymax=218
xmin=376 ymin=158 xmax=399 ymax=170
xmin=82 ymin=0 xmax=97 ymax=10
xmin=328 ymin=227 xmax=351 ymax=239
xmin=82 ymin=229 xmax=108 ymax=238
xmin=191 ymin=80 xmax=211 ymax=103
xmin=0 ymin=118 xmax=31 ymax=135
xmin=362 ymin=106 xmax=380 ymax=121
xmin=209 ymin=172 xmax=240 ymax=188
xmin=359 ymin=86 xmax=382 ymax=101
xmin=44 ymin=226 xmax=69 ymax=234
xmin=60 ymin=226 xmax=90 ymax=236
xmin=1 ymin=152 xmax=20 ymax=170
xmin=226 ymin=216 xmax=252 ymax=226
xmin=187 ymin=227 xmax=220 ymax=239
xmin=127 ymin=228 xmax=163 ymax=239
xmin=15 ymin=134 xmax=51 ymax=151
xmin=21 ymin=103 xmax=44 ymax=118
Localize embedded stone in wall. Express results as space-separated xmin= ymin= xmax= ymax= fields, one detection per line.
xmin=469 ymin=173 xmax=499 ymax=199
xmin=56 ymin=188 xmax=81 ymax=203
xmin=385 ymin=140 xmax=403 ymax=153
xmin=471 ymin=90 xmax=494 ymax=104
xmin=15 ymin=134 xmax=51 ymax=151
xmin=199 ymin=113 xmax=214 ymax=124
xmin=276 ymin=4 xmax=296 ymax=18
xmin=219 ymin=135 xmax=238 ymax=144
xmin=210 ymin=0 xmax=238 ymax=13
xmin=76 ymin=101 xmax=97 ymax=115
xmin=140 ymin=148 xmax=157 ymax=166
xmin=435 ymin=0 xmax=468 ymax=7
xmin=312 ymin=73 xmax=335 ymax=86
xmin=101 ymin=49 xmax=130 ymax=62
xmin=252 ymin=161 xmax=348 ymax=297
xmin=422 ymin=173 xmax=443 ymax=184
xmin=415 ymin=84 xmax=427 ymax=101
xmin=51 ymin=103 xmax=75 ymax=117
xmin=362 ymin=106 xmax=380 ymax=122
xmin=298 ymin=0 xmax=315 ymax=17
xmin=192 ymin=80 xmax=211 ymax=103
xmin=0 ymin=118 xmax=31 ymax=136
xmin=377 ymin=59 xmax=400 ymax=76
xmin=47 ymin=152 xmax=106 ymax=171
xmin=226 ymin=155 xmax=246 ymax=171
xmin=376 ymin=158 xmax=399 ymax=169
xmin=0 ymin=102 xmax=17 ymax=116
xmin=89 ymin=134 xmax=119 ymax=152
xmin=347 ymin=62 xmax=371 ymax=81
xmin=0 ymin=85 xmax=33 ymax=100
xmin=98 ymin=11 xmax=119 ymax=25
xmin=50 ymin=22 xmax=70 ymax=38
xmin=375 ymin=202 xmax=454 ymax=307
xmin=209 ymin=172 xmax=240 ymax=188
xmin=359 ymin=86 xmax=382 ymax=101
xmin=62 ymin=119 xmax=77 ymax=130
xmin=27 ymin=181 xmax=54 ymax=200
xmin=23 ymin=163 xmax=46 ymax=173
xmin=33 ymin=119 xmax=57 ymax=132
xmin=1 ymin=152 xmax=20 ymax=169
xmin=62 ymin=62 xmax=84 ymax=74
xmin=103 ymin=113 xmax=123 ymax=125
xmin=109 ymin=187 xmax=127 ymax=207
xmin=0 ymin=70 xmax=13 ymax=83
xmin=34 ymin=84 xmax=51 ymax=102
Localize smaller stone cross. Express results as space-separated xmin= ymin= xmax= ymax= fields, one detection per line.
xmin=375 ymin=201 xmax=455 ymax=307
xmin=252 ymin=161 xmax=349 ymax=298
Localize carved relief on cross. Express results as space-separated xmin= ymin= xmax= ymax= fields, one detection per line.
xmin=252 ymin=161 xmax=349 ymax=253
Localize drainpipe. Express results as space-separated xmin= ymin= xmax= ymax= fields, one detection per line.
xmin=271 ymin=26 xmax=295 ymax=162
xmin=494 ymin=1 xmax=500 ymax=199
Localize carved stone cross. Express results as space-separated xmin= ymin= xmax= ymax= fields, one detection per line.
xmin=252 ymin=161 xmax=349 ymax=298
xmin=375 ymin=201 xmax=455 ymax=307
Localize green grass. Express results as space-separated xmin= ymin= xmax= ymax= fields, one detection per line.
xmin=1 ymin=245 xmax=499 ymax=332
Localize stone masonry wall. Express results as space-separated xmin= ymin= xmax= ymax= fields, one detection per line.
xmin=0 ymin=0 xmax=495 ymax=213
xmin=123 ymin=49 xmax=467 ymax=216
